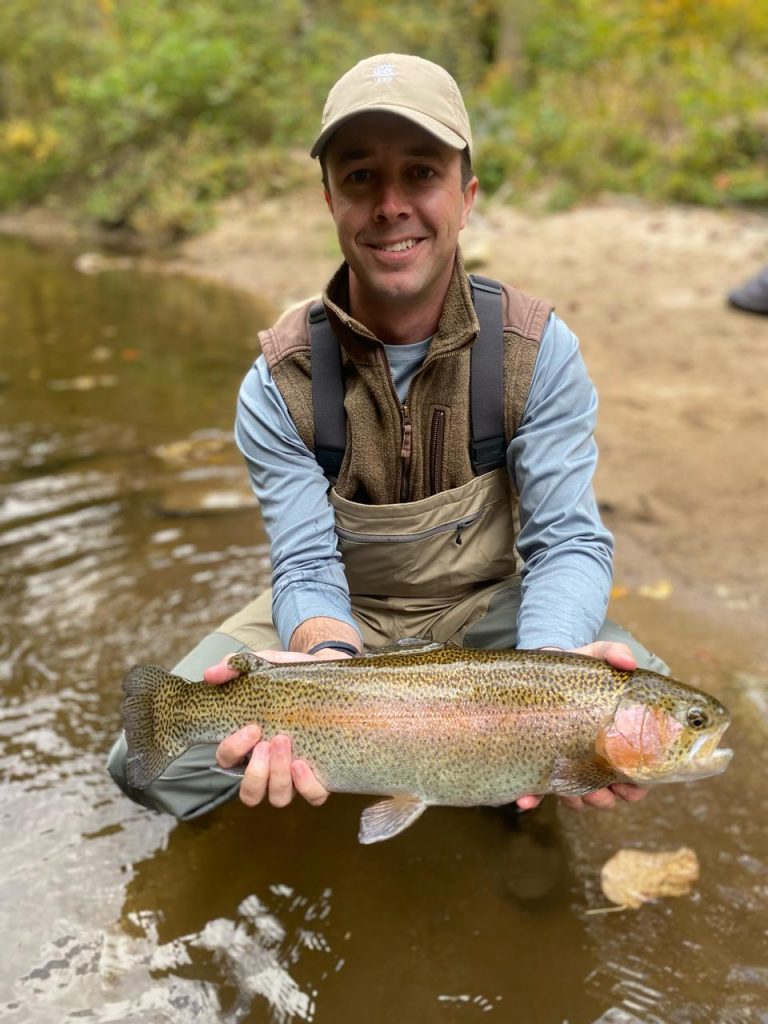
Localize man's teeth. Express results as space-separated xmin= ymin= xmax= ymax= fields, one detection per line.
xmin=377 ymin=239 xmax=418 ymax=252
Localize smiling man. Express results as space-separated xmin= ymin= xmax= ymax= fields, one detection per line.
xmin=320 ymin=112 xmax=476 ymax=342
xmin=109 ymin=54 xmax=669 ymax=820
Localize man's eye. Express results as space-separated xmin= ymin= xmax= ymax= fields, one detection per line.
xmin=412 ymin=166 xmax=435 ymax=180
xmin=347 ymin=169 xmax=371 ymax=184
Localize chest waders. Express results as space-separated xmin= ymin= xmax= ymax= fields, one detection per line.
xmin=308 ymin=275 xmax=522 ymax=649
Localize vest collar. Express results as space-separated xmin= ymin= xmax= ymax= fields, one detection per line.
xmin=321 ymin=249 xmax=480 ymax=363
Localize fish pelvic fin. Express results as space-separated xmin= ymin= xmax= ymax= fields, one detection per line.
xmin=550 ymin=756 xmax=619 ymax=798
xmin=121 ymin=665 xmax=188 ymax=789
xmin=358 ymin=795 xmax=428 ymax=845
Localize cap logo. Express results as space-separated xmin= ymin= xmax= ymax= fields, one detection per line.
xmin=371 ymin=63 xmax=397 ymax=84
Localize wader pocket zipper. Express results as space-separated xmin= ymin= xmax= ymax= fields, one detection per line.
xmin=335 ymin=506 xmax=489 ymax=545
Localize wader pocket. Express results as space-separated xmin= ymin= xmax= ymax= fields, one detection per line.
xmin=331 ymin=468 xmax=519 ymax=599
xmin=335 ymin=506 xmax=486 ymax=547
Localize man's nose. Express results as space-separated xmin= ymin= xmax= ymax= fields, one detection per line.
xmin=373 ymin=179 xmax=411 ymax=221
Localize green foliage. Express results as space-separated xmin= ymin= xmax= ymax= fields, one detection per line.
xmin=473 ymin=0 xmax=768 ymax=207
xmin=0 ymin=0 xmax=766 ymax=239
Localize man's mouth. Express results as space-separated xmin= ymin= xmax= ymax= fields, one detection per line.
xmin=370 ymin=238 xmax=421 ymax=252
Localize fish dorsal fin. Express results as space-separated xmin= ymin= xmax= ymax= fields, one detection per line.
xmin=226 ymin=652 xmax=275 ymax=674
xmin=550 ymin=756 xmax=618 ymax=797
xmin=364 ymin=637 xmax=446 ymax=658
xmin=358 ymin=795 xmax=428 ymax=844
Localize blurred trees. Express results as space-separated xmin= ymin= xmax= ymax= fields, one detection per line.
xmin=0 ymin=0 xmax=766 ymax=240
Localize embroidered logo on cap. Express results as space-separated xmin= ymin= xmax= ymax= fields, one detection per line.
xmin=372 ymin=64 xmax=396 ymax=83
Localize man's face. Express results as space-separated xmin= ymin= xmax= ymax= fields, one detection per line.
xmin=323 ymin=112 xmax=477 ymax=319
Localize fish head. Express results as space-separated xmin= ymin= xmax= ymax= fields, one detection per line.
xmin=595 ymin=677 xmax=733 ymax=785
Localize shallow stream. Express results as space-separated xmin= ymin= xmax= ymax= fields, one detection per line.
xmin=1 ymin=237 xmax=765 ymax=1023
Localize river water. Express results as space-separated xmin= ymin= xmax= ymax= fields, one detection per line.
xmin=0 ymin=236 xmax=765 ymax=1023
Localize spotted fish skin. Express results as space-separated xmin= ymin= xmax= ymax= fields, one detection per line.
xmin=121 ymin=646 xmax=731 ymax=824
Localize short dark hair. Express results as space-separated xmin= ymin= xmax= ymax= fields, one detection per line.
xmin=320 ymin=146 xmax=474 ymax=194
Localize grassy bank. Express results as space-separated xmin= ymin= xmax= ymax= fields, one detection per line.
xmin=1 ymin=0 xmax=766 ymax=242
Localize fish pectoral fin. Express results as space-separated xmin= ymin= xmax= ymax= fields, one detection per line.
xmin=550 ymin=756 xmax=618 ymax=798
xmin=358 ymin=795 xmax=428 ymax=845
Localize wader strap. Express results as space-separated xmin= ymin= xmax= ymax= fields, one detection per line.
xmin=309 ymin=302 xmax=346 ymax=478
xmin=468 ymin=274 xmax=507 ymax=474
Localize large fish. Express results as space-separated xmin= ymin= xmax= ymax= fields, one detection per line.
xmin=121 ymin=643 xmax=732 ymax=844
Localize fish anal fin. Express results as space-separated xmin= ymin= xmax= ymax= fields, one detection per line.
xmin=550 ymin=756 xmax=618 ymax=798
xmin=358 ymin=795 xmax=428 ymax=844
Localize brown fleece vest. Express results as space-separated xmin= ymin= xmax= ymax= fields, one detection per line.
xmin=258 ymin=252 xmax=553 ymax=504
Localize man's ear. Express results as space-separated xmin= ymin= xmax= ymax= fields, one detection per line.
xmin=460 ymin=176 xmax=478 ymax=231
xmin=324 ymin=187 xmax=333 ymax=212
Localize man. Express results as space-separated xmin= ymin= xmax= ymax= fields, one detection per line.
xmin=108 ymin=54 xmax=667 ymax=820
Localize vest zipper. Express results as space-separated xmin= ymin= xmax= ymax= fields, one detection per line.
xmin=335 ymin=506 xmax=488 ymax=544
xmin=429 ymin=409 xmax=446 ymax=496
xmin=383 ymin=347 xmax=454 ymax=503
xmin=400 ymin=403 xmax=412 ymax=502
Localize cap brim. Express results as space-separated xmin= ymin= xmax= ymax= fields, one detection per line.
xmin=310 ymin=104 xmax=467 ymax=159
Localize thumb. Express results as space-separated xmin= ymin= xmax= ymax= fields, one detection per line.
xmin=203 ymin=654 xmax=242 ymax=685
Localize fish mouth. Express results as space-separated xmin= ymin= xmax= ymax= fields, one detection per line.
xmin=663 ymin=723 xmax=733 ymax=782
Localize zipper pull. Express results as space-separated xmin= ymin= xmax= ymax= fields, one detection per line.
xmin=455 ymin=522 xmax=464 ymax=545
xmin=400 ymin=405 xmax=412 ymax=461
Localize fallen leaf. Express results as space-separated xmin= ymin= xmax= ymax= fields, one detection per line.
xmin=600 ymin=847 xmax=699 ymax=909
xmin=152 ymin=431 xmax=234 ymax=467
xmin=637 ymin=579 xmax=673 ymax=601
xmin=47 ymin=375 xmax=118 ymax=391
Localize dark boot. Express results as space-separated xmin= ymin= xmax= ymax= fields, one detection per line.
xmin=728 ymin=266 xmax=768 ymax=314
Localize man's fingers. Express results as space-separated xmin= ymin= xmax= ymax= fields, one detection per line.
xmin=267 ymin=734 xmax=295 ymax=807
xmin=611 ymin=783 xmax=649 ymax=802
xmin=216 ymin=724 xmax=262 ymax=768
xmin=516 ymin=794 xmax=544 ymax=811
xmin=558 ymin=792 xmax=614 ymax=811
xmin=292 ymin=759 xmax=330 ymax=806
xmin=559 ymin=796 xmax=586 ymax=810
xmin=579 ymin=788 xmax=617 ymax=810
xmin=238 ymin=741 xmax=271 ymax=806
xmin=575 ymin=641 xmax=637 ymax=671
xmin=216 ymin=728 xmax=330 ymax=810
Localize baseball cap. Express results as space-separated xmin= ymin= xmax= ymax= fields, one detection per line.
xmin=310 ymin=54 xmax=472 ymax=159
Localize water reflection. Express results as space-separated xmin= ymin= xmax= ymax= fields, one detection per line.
xmin=1 ymin=237 xmax=766 ymax=1024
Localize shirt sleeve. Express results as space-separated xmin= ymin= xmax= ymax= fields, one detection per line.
xmin=234 ymin=356 xmax=363 ymax=648
xmin=507 ymin=313 xmax=614 ymax=650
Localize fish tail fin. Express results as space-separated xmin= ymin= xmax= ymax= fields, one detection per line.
xmin=121 ymin=665 xmax=188 ymax=789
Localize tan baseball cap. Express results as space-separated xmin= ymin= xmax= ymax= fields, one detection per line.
xmin=310 ymin=54 xmax=472 ymax=159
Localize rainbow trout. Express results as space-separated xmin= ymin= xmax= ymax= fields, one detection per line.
xmin=121 ymin=644 xmax=732 ymax=844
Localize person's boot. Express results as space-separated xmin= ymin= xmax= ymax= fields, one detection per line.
xmin=728 ymin=265 xmax=768 ymax=314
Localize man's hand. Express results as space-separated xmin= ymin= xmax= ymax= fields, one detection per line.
xmin=516 ymin=641 xmax=650 ymax=812
xmin=204 ymin=648 xmax=349 ymax=807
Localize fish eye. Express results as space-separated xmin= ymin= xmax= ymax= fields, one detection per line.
xmin=686 ymin=707 xmax=709 ymax=729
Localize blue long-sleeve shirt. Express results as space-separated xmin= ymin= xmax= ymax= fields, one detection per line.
xmin=235 ymin=311 xmax=613 ymax=650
